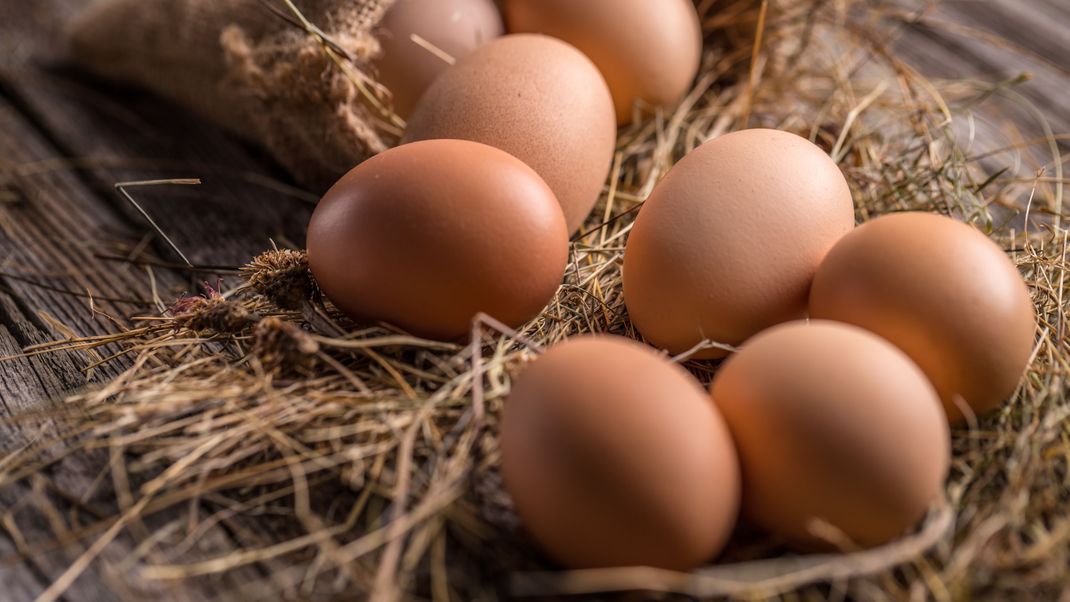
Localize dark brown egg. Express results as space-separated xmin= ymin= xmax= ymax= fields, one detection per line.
xmin=500 ymin=335 xmax=740 ymax=569
xmin=307 ymin=139 xmax=568 ymax=341
xmin=711 ymin=321 xmax=950 ymax=549
xmin=402 ymin=34 xmax=616 ymax=233
xmin=810 ymin=212 xmax=1037 ymax=423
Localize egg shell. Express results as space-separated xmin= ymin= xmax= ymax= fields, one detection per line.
xmin=500 ymin=335 xmax=740 ymax=569
xmin=402 ymin=34 xmax=616 ymax=234
xmin=306 ymin=139 xmax=568 ymax=341
xmin=623 ymin=129 xmax=855 ymax=359
xmin=502 ymin=0 xmax=702 ymax=125
xmin=809 ymin=212 xmax=1037 ymax=423
xmin=375 ymin=0 xmax=503 ymax=118
xmin=710 ymin=320 xmax=950 ymax=549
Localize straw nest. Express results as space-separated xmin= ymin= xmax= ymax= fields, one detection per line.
xmin=3 ymin=0 xmax=1069 ymax=600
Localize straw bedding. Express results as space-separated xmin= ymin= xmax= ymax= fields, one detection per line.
xmin=3 ymin=0 xmax=1069 ymax=600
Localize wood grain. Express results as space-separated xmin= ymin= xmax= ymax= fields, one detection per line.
xmin=0 ymin=94 xmax=280 ymax=602
xmin=0 ymin=2 xmax=314 ymax=599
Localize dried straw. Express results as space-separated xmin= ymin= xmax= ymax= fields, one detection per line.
xmin=2 ymin=0 xmax=1069 ymax=600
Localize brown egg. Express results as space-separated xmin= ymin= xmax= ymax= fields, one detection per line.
xmin=402 ymin=34 xmax=616 ymax=233
xmin=711 ymin=321 xmax=950 ymax=549
xmin=810 ymin=212 xmax=1036 ymax=423
xmin=375 ymin=0 xmax=503 ymax=118
xmin=306 ymin=139 xmax=567 ymax=341
xmin=502 ymin=0 xmax=702 ymax=125
xmin=500 ymin=335 xmax=740 ymax=569
xmin=623 ymin=129 xmax=855 ymax=359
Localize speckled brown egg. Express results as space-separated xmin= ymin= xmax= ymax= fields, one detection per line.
xmin=306 ymin=139 xmax=567 ymax=341
xmin=502 ymin=0 xmax=702 ymax=125
xmin=375 ymin=0 xmax=503 ymax=118
xmin=810 ymin=212 xmax=1037 ymax=423
xmin=711 ymin=321 xmax=950 ymax=549
xmin=623 ymin=129 xmax=855 ymax=359
xmin=402 ymin=34 xmax=616 ymax=233
xmin=500 ymin=335 xmax=740 ymax=569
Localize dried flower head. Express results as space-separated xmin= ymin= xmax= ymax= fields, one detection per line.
xmin=252 ymin=316 xmax=321 ymax=376
xmin=171 ymin=282 xmax=255 ymax=333
xmin=241 ymin=248 xmax=319 ymax=310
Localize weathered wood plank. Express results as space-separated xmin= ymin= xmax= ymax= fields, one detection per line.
xmin=0 ymin=97 xmax=158 ymax=380
xmin=897 ymin=0 xmax=1070 ymax=139
xmin=4 ymin=67 xmax=316 ymax=269
xmin=0 ymin=3 xmax=324 ymax=600
xmin=0 ymin=295 xmax=79 ymax=602
xmin=0 ymin=96 xmax=282 ymax=601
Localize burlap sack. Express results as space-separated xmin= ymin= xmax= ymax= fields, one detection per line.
xmin=69 ymin=0 xmax=398 ymax=190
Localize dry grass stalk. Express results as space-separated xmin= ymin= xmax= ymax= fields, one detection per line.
xmin=2 ymin=0 xmax=1069 ymax=600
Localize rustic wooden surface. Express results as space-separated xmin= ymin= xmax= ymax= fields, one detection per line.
xmin=0 ymin=1 xmax=1067 ymax=600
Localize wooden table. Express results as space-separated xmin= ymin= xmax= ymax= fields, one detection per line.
xmin=1 ymin=1 xmax=1067 ymax=599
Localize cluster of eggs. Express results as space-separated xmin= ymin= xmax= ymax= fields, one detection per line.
xmin=500 ymin=133 xmax=1035 ymax=568
xmin=305 ymin=0 xmax=1037 ymax=570
xmin=310 ymin=0 xmax=703 ymax=337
